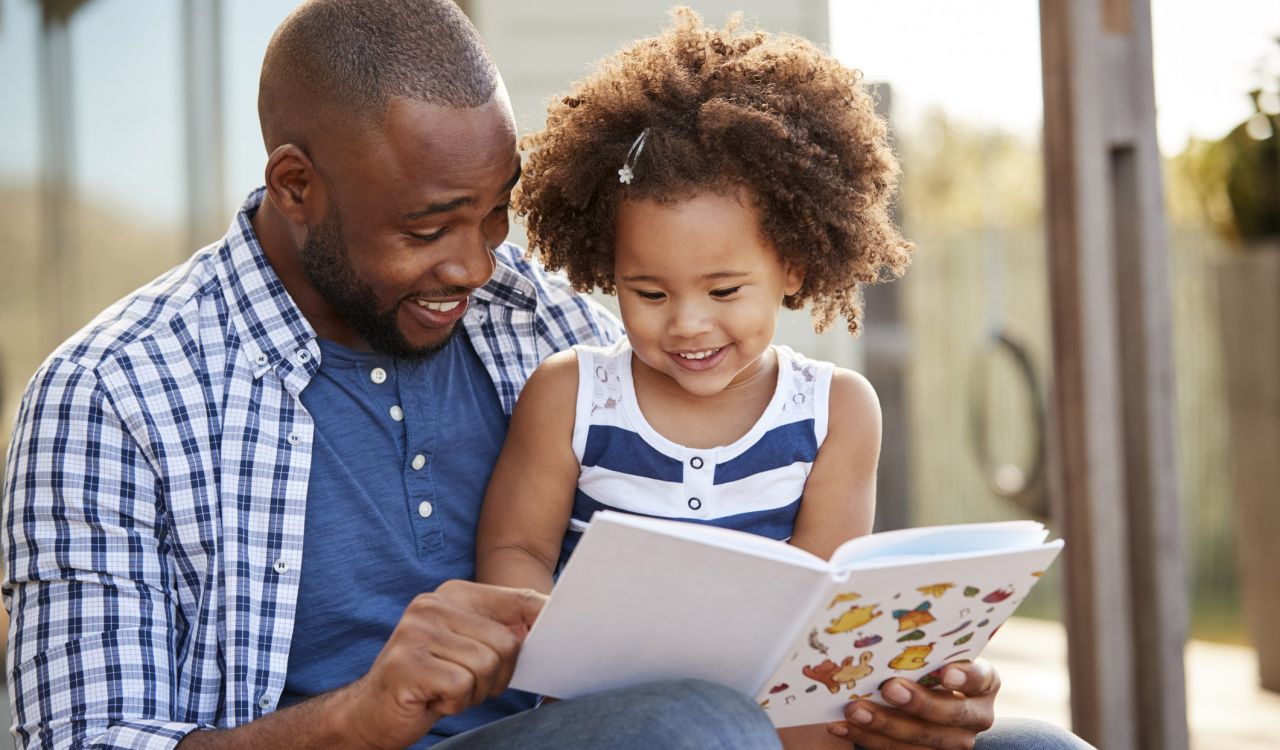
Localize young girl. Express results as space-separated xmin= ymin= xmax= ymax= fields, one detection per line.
xmin=477 ymin=8 xmax=912 ymax=747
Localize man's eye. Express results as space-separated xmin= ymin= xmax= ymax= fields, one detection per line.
xmin=710 ymin=286 xmax=742 ymax=298
xmin=491 ymin=204 xmax=510 ymax=216
xmin=407 ymin=229 xmax=447 ymax=243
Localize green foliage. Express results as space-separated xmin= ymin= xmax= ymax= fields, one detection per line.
xmin=1221 ymin=108 xmax=1280 ymax=242
xmin=1166 ymin=138 xmax=1235 ymax=234
xmin=1174 ymin=38 xmax=1280 ymax=247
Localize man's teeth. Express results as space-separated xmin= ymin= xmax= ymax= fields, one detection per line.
xmin=677 ymin=349 xmax=720 ymax=360
xmin=417 ymin=300 xmax=461 ymax=312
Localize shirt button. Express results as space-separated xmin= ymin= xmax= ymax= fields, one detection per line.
xmin=371 ymin=367 xmax=387 ymax=384
xmin=390 ymin=405 xmax=404 ymax=422
xmin=287 ymin=433 xmax=301 ymax=446
xmin=254 ymin=353 xmax=268 ymax=366
xmin=411 ymin=454 xmax=426 ymax=470
xmin=688 ymin=497 xmax=702 ymax=510
xmin=690 ymin=457 xmax=704 ymax=469
xmin=418 ymin=500 xmax=434 ymax=518
xmin=273 ymin=558 xmax=289 ymax=574
xmin=295 ymin=349 xmax=311 ymax=363
xmin=258 ymin=696 xmax=272 ymax=709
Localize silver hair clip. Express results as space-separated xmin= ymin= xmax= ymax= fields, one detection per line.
xmin=617 ymin=128 xmax=650 ymax=184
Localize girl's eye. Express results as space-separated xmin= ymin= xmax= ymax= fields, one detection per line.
xmin=635 ymin=290 xmax=666 ymax=301
xmin=710 ymin=286 xmax=742 ymax=299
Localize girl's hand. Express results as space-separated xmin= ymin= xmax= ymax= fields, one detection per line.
xmin=824 ymin=660 xmax=999 ymax=749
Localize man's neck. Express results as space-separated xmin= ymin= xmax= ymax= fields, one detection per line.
xmin=252 ymin=194 xmax=361 ymax=347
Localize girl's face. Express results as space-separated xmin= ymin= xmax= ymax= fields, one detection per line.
xmin=613 ymin=190 xmax=803 ymax=398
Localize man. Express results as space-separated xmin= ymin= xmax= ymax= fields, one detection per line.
xmin=4 ymin=1 xmax=1090 ymax=749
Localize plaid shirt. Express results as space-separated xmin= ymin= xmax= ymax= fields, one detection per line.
xmin=2 ymin=189 xmax=621 ymax=750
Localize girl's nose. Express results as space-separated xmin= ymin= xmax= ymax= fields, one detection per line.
xmin=668 ymin=300 xmax=715 ymax=338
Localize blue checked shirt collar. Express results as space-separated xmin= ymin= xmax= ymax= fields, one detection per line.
xmin=216 ymin=189 xmax=321 ymax=394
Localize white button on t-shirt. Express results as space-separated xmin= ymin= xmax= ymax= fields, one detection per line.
xmin=411 ymin=454 xmax=426 ymax=470
xmin=418 ymin=500 xmax=434 ymax=518
xmin=390 ymin=405 xmax=404 ymax=422
xmin=371 ymin=367 xmax=387 ymax=384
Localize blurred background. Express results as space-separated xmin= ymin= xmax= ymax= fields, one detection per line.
xmin=1 ymin=0 xmax=1278 ymax=748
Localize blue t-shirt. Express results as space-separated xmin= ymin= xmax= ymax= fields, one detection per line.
xmin=284 ymin=334 xmax=535 ymax=746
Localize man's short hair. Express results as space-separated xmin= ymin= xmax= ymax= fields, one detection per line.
xmin=259 ymin=0 xmax=499 ymax=150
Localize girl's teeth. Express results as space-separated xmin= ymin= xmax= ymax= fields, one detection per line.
xmin=678 ymin=349 xmax=718 ymax=360
xmin=417 ymin=300 xmax=461 ymax=312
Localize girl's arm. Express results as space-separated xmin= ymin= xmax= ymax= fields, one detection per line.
xmin=475 ymin=350 xmax=582 ymax=595
xmin=783 ymin=370 xmax=881 ymax=749
xmin=788 ymin=368 xmax=882 ymax=559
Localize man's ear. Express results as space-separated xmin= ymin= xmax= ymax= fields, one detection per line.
xmin=263 ymin=143 xmax=326 ymax=229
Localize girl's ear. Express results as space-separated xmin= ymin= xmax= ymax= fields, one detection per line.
xmin=784 ymin=263 xmax=805 ymax=296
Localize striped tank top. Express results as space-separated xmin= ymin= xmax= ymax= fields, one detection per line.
xmin=561 ymin=337 xmax=834 ymax=567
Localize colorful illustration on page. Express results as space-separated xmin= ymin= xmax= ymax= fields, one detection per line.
xmin=754 ymin=550 xmax=1056 ymax=727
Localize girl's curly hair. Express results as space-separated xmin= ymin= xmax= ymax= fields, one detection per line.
xmin=514 ymin=7 xmax=913 ymax=334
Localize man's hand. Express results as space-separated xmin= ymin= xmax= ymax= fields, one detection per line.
xmin=176 ymin=581 xmax=546 ymax=750
xmin=825 ymin=660 xmax=999 ymax=750
xmin=340 ymin=580 xmax=546 ymax=750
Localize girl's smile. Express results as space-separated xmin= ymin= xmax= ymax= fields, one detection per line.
xmin=669 ymin=345 xmax=729 ymax=371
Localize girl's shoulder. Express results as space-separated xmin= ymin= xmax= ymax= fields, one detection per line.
xmin=773 ymin=345 xmax=835 ymax=383
xmin=569 ymin=337 xmax=630 ymax=361
xmin=772 ymin=345 xmax=871 ymax=396
xmin=568 ymin=337 xmax=631 ymax=386
xmin=771 ymin=345 xmax=879 ymax=438
xmin=524 ymin=337 xmax=633 ymax=411
xmin=519 ymin=348 xmax=581 ymax=409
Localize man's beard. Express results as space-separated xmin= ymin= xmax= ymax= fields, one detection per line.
xmin=299 ymin=206 xmax=459 ymax=361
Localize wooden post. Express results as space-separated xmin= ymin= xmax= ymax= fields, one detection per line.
xmin=1039 ymin=0 xmax=1188 ymax=748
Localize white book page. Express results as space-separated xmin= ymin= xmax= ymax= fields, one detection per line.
xmin=755 ymin=541 xmax=1064 ymax=728
xmin=510 ymin=512 xmax=830 ymax=699
xmin=830 ymin=521 xmax=1050 ymax=570
xmin=597 ymin=512 xmax=829 ymax=568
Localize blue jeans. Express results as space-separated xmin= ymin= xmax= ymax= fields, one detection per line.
xmin=432 ymin=680 xmax=1094 ymax=749
xmin=968 ymin=718 xmax=1095 ymax=750
xmin=433 ymin=679 xmax=782 ymax=749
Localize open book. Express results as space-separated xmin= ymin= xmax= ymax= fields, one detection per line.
xmin=509 ymin=511 xmax=1064 ymax=728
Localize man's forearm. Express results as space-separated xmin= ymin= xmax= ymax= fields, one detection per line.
xmin=176 ymin=683 xmax=380 ymax=750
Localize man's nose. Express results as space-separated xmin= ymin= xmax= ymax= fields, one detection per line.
xmin=438 ymin=232 xmax=497 ymax=290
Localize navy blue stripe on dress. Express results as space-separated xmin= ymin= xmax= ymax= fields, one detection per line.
xmin=580 ymin=424 xmax=684 ymax=482
xmin=714 ymin=419 xmax=818 ymax=485
xmin=570 ymin=489 xmax=801 ymax=538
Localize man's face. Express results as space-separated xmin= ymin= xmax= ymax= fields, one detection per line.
xmin=302 ymin=94 xmax=520 ymax=358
